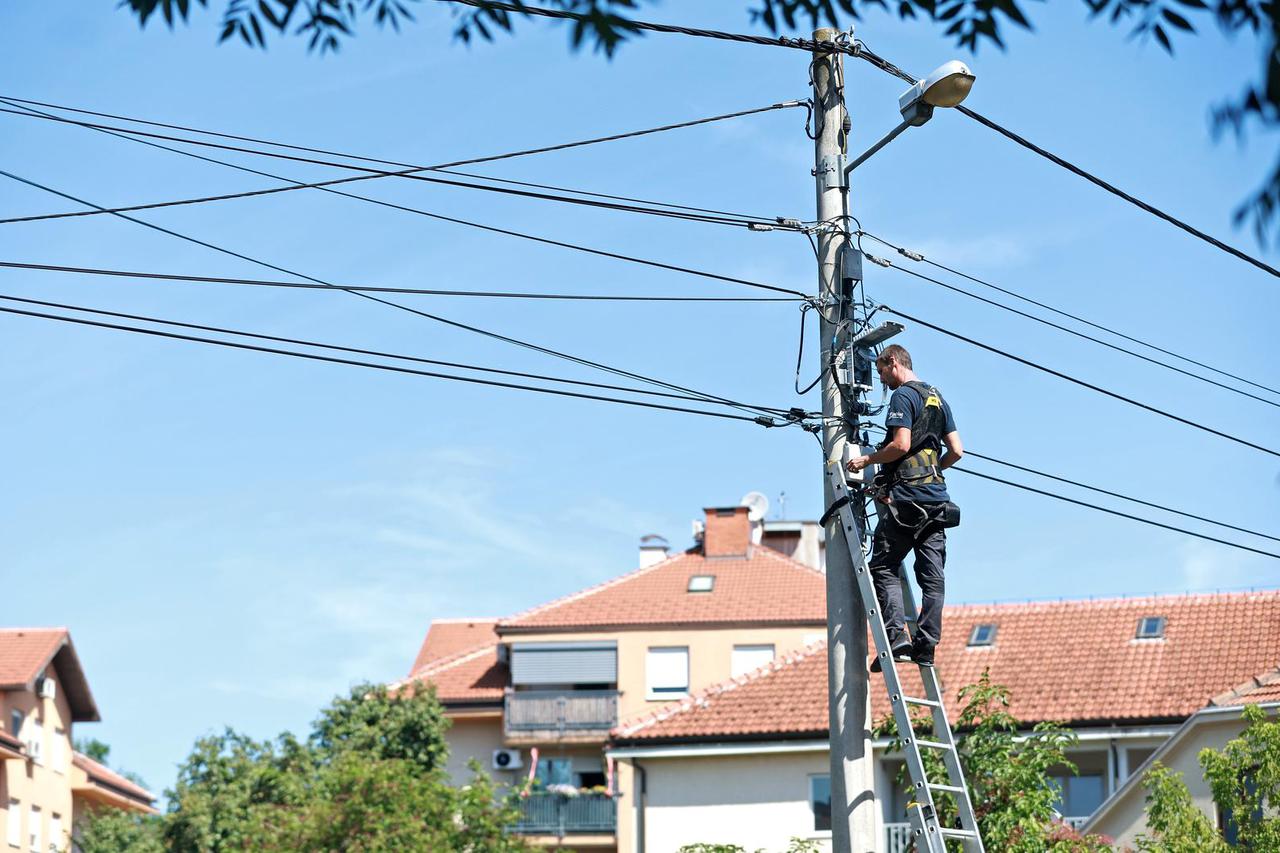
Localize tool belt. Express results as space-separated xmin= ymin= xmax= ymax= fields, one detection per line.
xmin=886 ymin=499 xmax=961 ymax=533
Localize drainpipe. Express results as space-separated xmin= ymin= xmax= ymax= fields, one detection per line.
xmin=633 ymin=760 xmax=647 ymax=853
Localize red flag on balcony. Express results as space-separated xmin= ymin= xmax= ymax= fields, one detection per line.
xmin=522 ymin=746 xmax=539 ymax=797
xmin=606 ymin=755 xmax=615 ymax=798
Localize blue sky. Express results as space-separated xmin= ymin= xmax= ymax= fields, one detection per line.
xmin=1 ymin=0 xmax=1277 ymax=796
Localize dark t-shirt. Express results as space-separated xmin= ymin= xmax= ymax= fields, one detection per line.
xmin=884 ymin=381 xmax=956 ymax=503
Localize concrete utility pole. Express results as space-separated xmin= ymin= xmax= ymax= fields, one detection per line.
xmin=812 ymin=28 xmax=878 ymax=853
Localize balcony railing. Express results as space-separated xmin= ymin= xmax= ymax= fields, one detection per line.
xmin=504 ymin=689 xmax=619 ymax=738
xmin=512 ymin=792 xmax=616 ymax=835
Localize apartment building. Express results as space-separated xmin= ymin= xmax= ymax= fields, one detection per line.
xmin=403 ymin=495 xmax=1280 ymax=851
xmin=399 ymin=504 xmax=827 ymax=850
xmin=1 ymin=629 xmax=156 ymax=852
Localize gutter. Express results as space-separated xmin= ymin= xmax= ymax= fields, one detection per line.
xmin=634 ymin=759 xmax=646 ymax=853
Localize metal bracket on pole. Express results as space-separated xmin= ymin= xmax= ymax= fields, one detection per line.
xmin=818 ymin=153 xmax=848 ymax=191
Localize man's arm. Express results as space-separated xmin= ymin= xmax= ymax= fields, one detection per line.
xmin=846 ymin=427 xmax=909 ymax=472
xmin=939 ymin=430 xmax=963 ymax=470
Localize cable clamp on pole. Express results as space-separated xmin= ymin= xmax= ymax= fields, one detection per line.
xmin=753 ymin=415 xmax=779 ymax=428
xmin=864 ymin=253 xmax=892 ymax=268
xmin=898 ymin=247 xmax=925 ymax=262
xmin=747 ymin=223 xmax=775 ymax=232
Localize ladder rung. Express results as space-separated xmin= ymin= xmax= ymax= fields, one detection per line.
xmin=929 ymin=783 xmax=968 ymax=794
xmin=915 ymin=739 xmax=953 ymax=750
xmin=901 ymin=695 xmax=941 ymax=708
xmin=939 ymin=828 xmax=979 ymax=838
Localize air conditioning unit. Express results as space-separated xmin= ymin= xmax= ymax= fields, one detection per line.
xmin=491 ymin=748 xmax=523 ymax=771
xmin=37 ymin=678 xmax=56 ymax=700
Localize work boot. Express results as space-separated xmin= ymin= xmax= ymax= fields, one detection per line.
xmin=870 ymin=644 xmax=913 ymax=673
xmin=911 ymin=639 xmax=936 ymax=667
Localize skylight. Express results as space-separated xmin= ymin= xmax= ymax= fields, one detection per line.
xmin=687 ymin=575 xmax=715 ymax=593
xmin=1136 ymin=616 xmax=1166 ymax=639
xmin=967 ymin=624 xmax=997 ymax=647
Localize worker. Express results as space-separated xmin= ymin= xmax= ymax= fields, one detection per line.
xmin=845 ymin=343 xmax=963 ymax=669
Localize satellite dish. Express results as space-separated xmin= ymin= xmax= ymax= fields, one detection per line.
xmin=740 ymin=491 xmax=770 ymax=522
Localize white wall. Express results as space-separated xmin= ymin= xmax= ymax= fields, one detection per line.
xmin=639 ymin=752 xmax=833 ymax=853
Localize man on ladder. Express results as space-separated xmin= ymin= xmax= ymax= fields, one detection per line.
xmin=846 ymin=343 xmax=963 ymax=671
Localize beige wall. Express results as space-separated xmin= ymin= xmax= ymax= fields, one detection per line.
xmin=1089 ymin=715 xmax=1252 ymax=848
xmin=620 ymin=752 xmax=832 ymax=853
xmin=443 ymin=714 xmax=512 ymax=786
xmin=1 ymin=664 xmax=76 ymax=853
xmin=510 ymin=625 xmax=824 ymax=721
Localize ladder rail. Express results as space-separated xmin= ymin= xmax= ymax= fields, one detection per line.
xmin=825 ymin=463 xmax=985 ymax=853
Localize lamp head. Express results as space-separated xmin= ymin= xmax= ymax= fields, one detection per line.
xmin=898 ymin=60 xmax=976 ymax=124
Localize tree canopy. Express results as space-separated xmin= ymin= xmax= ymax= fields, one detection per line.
xmin=75 ymin=681 xmax=532 ymax=853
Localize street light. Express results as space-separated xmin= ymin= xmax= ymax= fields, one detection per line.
xmin=845 ymin=60 xmax=976 ymax=174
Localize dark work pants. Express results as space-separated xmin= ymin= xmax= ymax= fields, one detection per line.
xmin=868 ymin=506 xmax=947 ymax=649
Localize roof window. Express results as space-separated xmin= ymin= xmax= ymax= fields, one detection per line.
xmin=687 ymin=575 xmax=715 ymax=593
xmin=1136 ymin=616 xmax=1166 ymax=639
xmin=967 ymin=624 xmax=997 ymax=647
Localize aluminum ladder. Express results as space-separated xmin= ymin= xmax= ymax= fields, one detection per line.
xmin=826 ymin=462 xmax=984 ymax=853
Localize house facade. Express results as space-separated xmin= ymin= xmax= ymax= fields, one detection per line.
xmin=402 ymin=498 xmax=1280 ymax=852
xmin=0 ymin=629 xmax=156 ymax=852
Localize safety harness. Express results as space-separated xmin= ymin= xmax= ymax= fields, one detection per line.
xmin=875 ymin=380 xmax=949 ymax=495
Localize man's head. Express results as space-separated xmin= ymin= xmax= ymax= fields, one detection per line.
xmin=875 ymin=344 xmax=916 ymax=389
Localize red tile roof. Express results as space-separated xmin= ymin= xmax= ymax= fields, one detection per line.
xmin=395 ymin=631 xmax=507 ymax=706
xmin=73 ymin=752 xmax=158 ymax=813
xmin=612 ymin=590 xmax=1280 ymax=742
xmin=0 ymin=628 xmax=67 ymax=687
xmin=0 ymin=628 xmax=99 ymax=722
xmin=1210 ymin=667 xmax=1280 ymax=706
xmin=499 ymin=547 xmax=825 ymax=632
xmin=614 ymin=642 xmax=829 ymax=742
xmin=410 ymin=619 xmax=499 ymax=674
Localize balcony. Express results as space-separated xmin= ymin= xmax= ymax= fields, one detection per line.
xmin=504 ymin=689 xmax=619 ymax=743
xmin=885 ymin=817 xmax=1089 ymax=849
xmin=512 ymin=792 xmax=617 ymax=835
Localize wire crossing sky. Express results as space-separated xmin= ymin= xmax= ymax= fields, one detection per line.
xmin=1 ymin=1 xmax=1276 ymax=800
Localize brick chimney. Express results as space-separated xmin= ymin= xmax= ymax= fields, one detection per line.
xmin=702 ymin=506 xmax=751 ymax=558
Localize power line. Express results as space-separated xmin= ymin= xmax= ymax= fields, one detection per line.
xmin=967 ymin=450 xmax=1280 ymax=544
xmin=0 ymin=302 xmax=772 ymax=425
xmin=845 ymin=44 xmax=1280 ymax=280
xmin=0 ymin=260 xmax=800 ymax=302
xmin=0 ymin=168 xmax=791 ymax=420
xmin=0 ymin=291 xmax=795 ymax=411
xmin=864 ymin=248 xmax=1280 ymax=409
xmin=880 ymin=305 xmax=1280 ymax=458
xmin=0 ymin=100 xmax=804 ymax=231
xmin=954 ymin=466 xmax=1280 ymax=560
xmin=0 ymin=94 xmax=794 ymax=227
xmin=0 ymin=103 xmax=805 ymax=300
xmin=0 ymin=107 xmax=798 ymax=230
xmin=861 ymin=230 xmax=1280 ymax=398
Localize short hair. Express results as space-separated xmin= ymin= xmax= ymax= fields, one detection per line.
xmin=877 ymin=343 xmax=912 ymax=370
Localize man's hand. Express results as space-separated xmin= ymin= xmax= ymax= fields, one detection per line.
xmin=846 ymin=455 xmax=871 ymax=473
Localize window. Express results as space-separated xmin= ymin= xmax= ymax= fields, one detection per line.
xmin=731 ymin=644 xmax=775 ymax=677
xmin=8 ymin=711 xmax=20 ymax=738
xmin=1136 ymin=616 xmax=1166 ymax=639
xmin=51 ymin=729 xmax=65 ymax=774
xmin=809 ymin=775 xmax=831 ymax=832
xmin=646 ymin=647 xmax=689 ymax=699
xmin=1049 ymin=753 xmax=1108 ymax=818
xmin=27 ymin=806 xmax=39 ymax=853
xmin=687 ymin=575 xmax=715 ymax=592
xmin=6 ymin=799 xmax=19 ymax=848
xmin=535 ymin=758 xmax=574 ymax=787
xmin=968 ymin=624 xmax=997 ymax=646
xmin=48 ymin=816 xmax=61 ymax=853
xmin=25 ymin=720 xmax=41 ymax=766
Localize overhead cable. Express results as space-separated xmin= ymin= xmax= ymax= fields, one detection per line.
xmin=0 ymin=104 xmax=804 ymax=300
xmin=861 ymin=231 xmax=1280 ymax=398
xmin=0 ymin=95 xmax=791 ymax=227
xmin=0 ymin=108 xmax=796 ymax=230
xmin=0 ymin=303 xmax=769 ymax=425
xmin=0 ymin=292 xmax=795 ymax=411
xmin=880 ymin=305 xmax=1280 ymax=458
xmin=846 ymin=44 xmax=1280 ymax=280
xmin=0 ymin=260 xmax=799 ymax=302
xmin=0 ymin=168 xmax=791 ymax=420
xmin=867 ymin=249 xmax=1280 ymax=409
xmin=967 ymin=451 xmax=1280 ymax=543
xmin=954 ymin=466 xmax=1280 ymax=560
